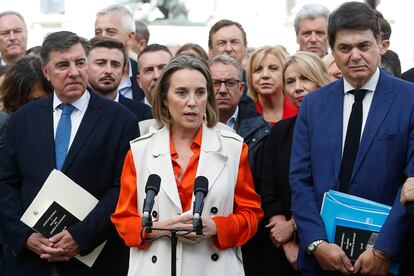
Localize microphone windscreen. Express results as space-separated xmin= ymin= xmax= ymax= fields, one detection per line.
xmin=145 ymin=174 xmax=161 ymax=194
xmin=194 ymin=176 xmax=208 ymax=196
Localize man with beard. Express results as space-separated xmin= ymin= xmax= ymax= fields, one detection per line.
xmin=88 ymin=37 xmax=152 ymax=124
xmin=95 ymin=5 xmax=145 ymax=102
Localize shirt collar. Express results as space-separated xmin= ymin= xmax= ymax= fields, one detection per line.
xmin=343 ymin=66 xmax=380 ymax=94
xmin=118 ymin=60 xmax=133 ymax=92
xmin=143 ymin=96 xmax=152 ymax=107
xmin=53 ymin=90 xmax=90 ymax=112
xmin=128 ymin=59 xmax=132 ymax=78
xmin=169 ymin=125 xmax=203 ymax=158
xmin=226 ymin=105 xmax=239 ymax=129
xmin=113 ymin=91 xmax=120 ymax=102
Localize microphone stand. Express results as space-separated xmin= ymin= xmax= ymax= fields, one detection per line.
xmin=143 ymin=219 xmax=203 ymax=276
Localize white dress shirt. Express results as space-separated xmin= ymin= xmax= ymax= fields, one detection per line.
xmin=342 ymin=67 xmax=380 ymax=153
xmin=118 ymin=59 xmax=133 ymax=100
xmin=53 ymin=90 xmax=90 ymax=151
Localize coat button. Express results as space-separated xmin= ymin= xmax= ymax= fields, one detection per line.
xmin=210 ymin=207 xmax=218 ymax=214
xmin=152 ymin=255 xmax=157 ymax=263
xmin=152 ymin=210 xmax=158 ymax=219
xmin=252 ymin=138 xmax=256 ymax=142
xmin=211 ymin=253 xmax=219 ymax=261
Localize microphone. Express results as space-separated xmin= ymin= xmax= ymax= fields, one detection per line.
xmin=141 ymin=174 xmax=161 ymax=228
xmin=192 ymin=176 xmax=208 ymax=234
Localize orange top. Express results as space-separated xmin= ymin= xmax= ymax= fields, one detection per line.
xmin=111 ymin=127 xmax=263 ymax=250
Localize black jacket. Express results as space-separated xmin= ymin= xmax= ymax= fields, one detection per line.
xmin=129 ymin=59 xmax=145 ymax=101
xmin=234 ymin=94 xmax=270 ymax=189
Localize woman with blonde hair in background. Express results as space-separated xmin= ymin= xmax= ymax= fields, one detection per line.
xmin=260 ymin=52 xmax=330 ymax=274
xmin=247 ymin=45 xmax=298 ymax=125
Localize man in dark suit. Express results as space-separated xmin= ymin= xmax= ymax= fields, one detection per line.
xmin=290 ymin=2 xmax=414 ymax=275
xmin=95 ymin=4 xmax=145 ymax=102
xmin=87 ymin=36 xmax=152 ymax=124
xmin=0 ymin=31 xmax=137 ymax=275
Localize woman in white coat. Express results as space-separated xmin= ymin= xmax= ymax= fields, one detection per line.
xmin=112 ymin=55 xmax=263 ymax=276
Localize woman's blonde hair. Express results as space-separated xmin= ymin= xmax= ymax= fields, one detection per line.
xmin=283 ymin=51 xmax=331 ymax=90
xmin=247 ymin=45 xmax=289 ymax=101
xmin=152 ymin=55 xmax=219 ymax=128
xmin=322 ymin=53 xmax=335 ymax=68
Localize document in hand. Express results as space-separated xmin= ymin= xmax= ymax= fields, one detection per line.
xmin=320 ymin=190 xmax=399 ymax=275
xmin=20 ymin=169 xmax=106 ymax=267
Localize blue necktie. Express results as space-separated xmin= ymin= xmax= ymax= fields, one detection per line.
xmin=55 ymin=104 xmax=75 ymax=170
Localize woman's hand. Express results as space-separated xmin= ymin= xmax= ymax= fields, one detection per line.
xmin=266 ymin=215 xmax=295 ymax=247
xmin=282 ymin=241 xmax=299 ymax=270
xmin=146 ymin=213 xmax=193 ymax=240
xmin=179 ymin=217 xmax=217 ymax=245
xmin=147 ymin=214 xmax=217 ymax=245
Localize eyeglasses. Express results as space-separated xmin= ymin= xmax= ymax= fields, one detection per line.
xmin=213 ymin=79 xmax=240 ymax=90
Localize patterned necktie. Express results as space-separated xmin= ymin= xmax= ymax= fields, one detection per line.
xmin=339 ymin=89 xmax=368 ymax=192
xmin=55 ymin=104 xmax=75 ymax=170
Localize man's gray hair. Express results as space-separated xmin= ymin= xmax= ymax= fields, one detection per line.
xmin=208 ymin=55 xmax=243 ymax=80
xmin=294 ymin=4 xmax=330 ymax=35
xmin=0 ymin=11 xmax=27 ymax=29
xmin=135 ymin=21 xmax=150 ymax=43
xmin=96 ymin=4 xmax=134 ymax=33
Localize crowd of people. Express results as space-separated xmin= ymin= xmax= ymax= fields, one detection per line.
xmin=0 ymin=1 xmax=414 ymax=276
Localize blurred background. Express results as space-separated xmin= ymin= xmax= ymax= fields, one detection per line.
xmin=0 ymin=0 xmax=413 ymax=71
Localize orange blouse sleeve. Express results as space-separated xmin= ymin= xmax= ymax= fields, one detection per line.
xmin=211 ymin=143 xmax=264 ymax=250
xmin=111 ymin=150 xmax=150 ymax=249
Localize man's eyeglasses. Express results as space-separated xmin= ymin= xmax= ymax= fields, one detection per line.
xmin=213 ymin=79 xmax=240 ymax=90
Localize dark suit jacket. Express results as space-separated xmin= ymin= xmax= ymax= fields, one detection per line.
xmin=401 ymin=67 xmax=414 ymax=83
xmin=130 ymin=59 xmax=145 ymax=101
xmin=0 ymin=91 xmax=138 ymax=276
xmin=118 ymin=94 xmax=152 ymax=124
xmin=0 ymin=112 xmax=9 ymax=151
xmin=290 ymin=69 xmax=414 ymax=272
xmin=261 ymin=116 xmax=297 ymax=220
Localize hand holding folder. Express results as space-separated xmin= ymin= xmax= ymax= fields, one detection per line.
xmin=21 ymin=170 xmax=106 ymax=267
xmin=320 ymin=190 xmax=399 ymax=275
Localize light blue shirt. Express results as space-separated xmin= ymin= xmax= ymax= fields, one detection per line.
xmin=226 ymin=106 xmax=239 ymax=129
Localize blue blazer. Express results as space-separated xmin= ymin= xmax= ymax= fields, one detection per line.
xmin=0 ymin=91 xmax=138 ymax=276
xmin=290 ymin=70 xmax=414 ymax=271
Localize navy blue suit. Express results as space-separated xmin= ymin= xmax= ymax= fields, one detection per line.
xmin=290 ymin=70 xmax=414 ymax=273
xmin=0 ymin=91 xmax=137 ymax=276
xmin=118 ymin=94 xmax=152 ymax=124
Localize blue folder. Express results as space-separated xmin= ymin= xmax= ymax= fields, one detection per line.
xmin=320 ymin=190 xmax=399 ymax=275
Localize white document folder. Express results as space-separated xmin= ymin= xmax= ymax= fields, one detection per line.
xmin=21 ymin=169 xmax=106 ymax=267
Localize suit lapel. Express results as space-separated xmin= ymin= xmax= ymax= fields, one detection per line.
xmin=352 ymin=71 xmax=395 ymax=180
xmin=40 ymin=96 xmax=56 ymax=169
xmin=147 ymin=126 xmax=182 ymax=211
xmin=324 ymin=81 xmax=344 ymax=183
xmin=196 ymin=124 xmax=227 ymax=192
xmin=62 ymin=91 xmax=102 ymax=171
